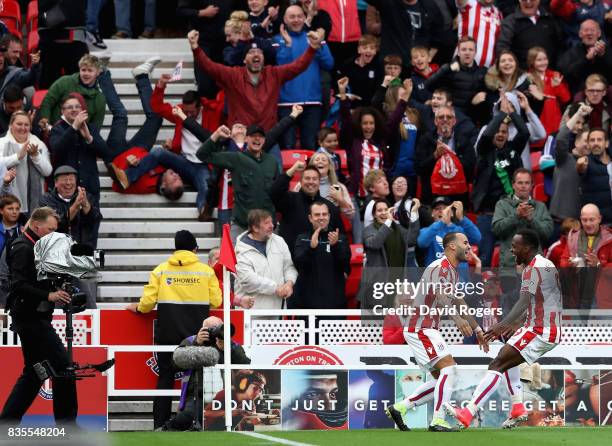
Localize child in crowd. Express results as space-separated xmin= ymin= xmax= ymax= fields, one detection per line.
xmin=0 ymin=193 xmax=22 ymax=308
xmin=315 ymin=127 xmax=345 ymax=183
xmin=409 ymin=46 xmax=439 ymax=104
xmin=337 ymin=34 xmax=383 ymax=107
xmin=248 ymin=0 xmax=280 ymax=39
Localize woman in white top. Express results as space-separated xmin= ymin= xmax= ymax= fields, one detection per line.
xmin=0 ymin=111 xmax=52 ymax=213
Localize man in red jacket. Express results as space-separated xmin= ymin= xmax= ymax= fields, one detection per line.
xmin=187 ymin=28 xmax=323 ymax=131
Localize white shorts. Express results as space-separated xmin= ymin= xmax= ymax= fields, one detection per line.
xmin=507 ymin=327 xmax=557 ymax=364
xmin=403 ymin=328 xmax=451 ymax=372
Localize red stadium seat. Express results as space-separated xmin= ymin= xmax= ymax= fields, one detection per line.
xmin=0 ymin=0 xmax=21 ymax=29
xmin=466 ymin=212 xmax=478 ymax=224
xmin=27 ymin=29 xmax=39 ymax=54
xmin=340 ymin=213 xmax=352 ymax=244
xmin=27 ymin=1 xmax=38 ymax=28
xmin=31 ymin=89 xmax=48 ymax=109
xmin=281 ymin=150 xmax=313 ymax=171
xmin=3 ymin=20 xmax=21 ymax=39
xmin=345 ymin=244 xmax=364 ymax=308
xmin=491 ymin=246 xmax=500 ymax=267
xmin=533 ymin=183 xmax=548 ymax=202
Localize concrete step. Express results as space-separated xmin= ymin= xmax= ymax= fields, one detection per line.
xmin=103 ymin=114 xmax=174 ymax=126
xmin=112 ymin=83 xmax=194 ymax=97
xmin=98 ymin=286 xmax=144 ymax=298
xmin=108 ymin=419 xmax=153 ymax=432
xmin=108 ymin=67 xmax=195 ymax=82
xmin=97 ymin=237 xmax=219 ymax=251
xmin=100 ymin=191 xmax=197 ymax=205
xmin=100 ymin=126 xmax=174 ymax=141
xmin=102 ymin=253 xmax=209 ymax=268
xmin=99 ymin=271 xmax=153 ymax=282
xmin=101 ymin=207 xmax=199 ymax=219
xmin=109 ymin=401 xmax=178 ymax=413
xmin=102 ymin=38 xmax=193 ymax=61
xmin=99 ymin=221 xmax=214 ymax=235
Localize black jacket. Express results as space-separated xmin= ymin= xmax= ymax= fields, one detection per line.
xmin=292 ymin=229 xmax=351 ymax=309
xmin=49 ymin=119 xmax=111 ymax=201
xmin=414 ymin=127 xmax=478 ymax=204
xmin=365 ymin=0 xmax=434 ymax=65
xmin=558 ymin=43 xmax=612 ymax=92
xmin=497 ymin=6 xmax=564 ymax=69
xmin=39 ymin=188 xmax=103 ymax=247
xmin=425 ymin=62 xmax=487 ymax=111
xmin=7 ymin=228 xmax=54 ymax=320
xmin=580 ymin=153 xmax=612 ymax=224
xmin=177 ymin=0 xmax=239 ymax=50
xmin=471 ymin=112 xmax=528 ymax=212
xmin=270 ymin=173 xmax=345 ymax=258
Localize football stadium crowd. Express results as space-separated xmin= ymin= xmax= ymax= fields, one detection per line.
xmin=0 ymin=0 xmax=610 ymax=316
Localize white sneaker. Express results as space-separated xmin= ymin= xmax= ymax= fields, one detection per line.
xmin=131 ymin=56 xmax=162 ymax=78
xmin=86 ymin=31 xmax=107 ymax=50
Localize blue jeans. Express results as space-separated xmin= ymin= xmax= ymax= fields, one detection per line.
xmin=98 ymin=71 xmax=162 ymax=155
xmin=148 ymin=147 xmax=210 ymax=211
xmin=476 ymin=214 xmax=496 ymax=268
xmin=86 ymin=0 xmax=107 ymax=33
xmin=217 ymin=209 xmax=232 ymax=227
xmin=114 ymin=0 xmax=157 ymax=35
xmin=278 ymin=105 xmax=321 ymax=150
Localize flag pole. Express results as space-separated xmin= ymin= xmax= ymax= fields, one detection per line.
xmin=223 ymin=264 xmax=232 ymax=432
xmin=218 ymin=224 xmax=237 ymax=432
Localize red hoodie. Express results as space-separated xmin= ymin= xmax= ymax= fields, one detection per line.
xmin=111 ymin=147 xmax=164 ymax=194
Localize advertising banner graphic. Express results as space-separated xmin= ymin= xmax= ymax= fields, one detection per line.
xmin=394 ymin=371 xmax=429 ymax=429
xmin=204 ymin=369 xmax=281 ymax=431
xmin=282 ymin=370 xmax=348 ymax=430
xmin=564 ymin=369 xmax=599 ymax=426
xmin=348 ymin=370 xmax=395 ymax=429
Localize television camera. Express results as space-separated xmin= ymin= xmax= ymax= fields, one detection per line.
xmin=31 ymin=232 xmax=114 ymax=381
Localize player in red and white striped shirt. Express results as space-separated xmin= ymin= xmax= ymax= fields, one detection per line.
xmin=386 ymin=232 xmax=489 ymax=432
xmin=446 ymin=228 xmax=563 ymax=430
xmin=456 ymin=0 xmax=503 ymax=67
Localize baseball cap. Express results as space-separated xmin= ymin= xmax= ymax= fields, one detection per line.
xmin=432 ymin=196 xmax=451 ymax=207
xmin=246 ymin=124 xmax=266 ymax=137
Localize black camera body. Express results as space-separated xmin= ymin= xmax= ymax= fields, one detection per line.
xmin=206 ymin=324 xmax=225 ymax=343
xmin=50 ymin=275 xmax=87 ymax=314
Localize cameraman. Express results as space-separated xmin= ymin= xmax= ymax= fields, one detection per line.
xmin=162 ymin=316 xmax=250 ymax=431
xmin=0 ymin=207 xmax=78 ymax=425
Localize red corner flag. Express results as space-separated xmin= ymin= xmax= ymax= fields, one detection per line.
xmin=218 ymin=224 xmax=237 ymax=273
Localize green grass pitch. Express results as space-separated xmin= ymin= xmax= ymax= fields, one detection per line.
xmin=111 ymin=427 xmax=612 ymax=446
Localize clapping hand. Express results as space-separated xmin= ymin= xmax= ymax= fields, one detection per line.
xmin=2 ymin=167 xmax=16 ymax=185
xmin=328 ymin=228 xmax=339 ymax=246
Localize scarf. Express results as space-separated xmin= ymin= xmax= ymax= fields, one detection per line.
xmin=494 ymin=162 xmax=514 ymax=196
